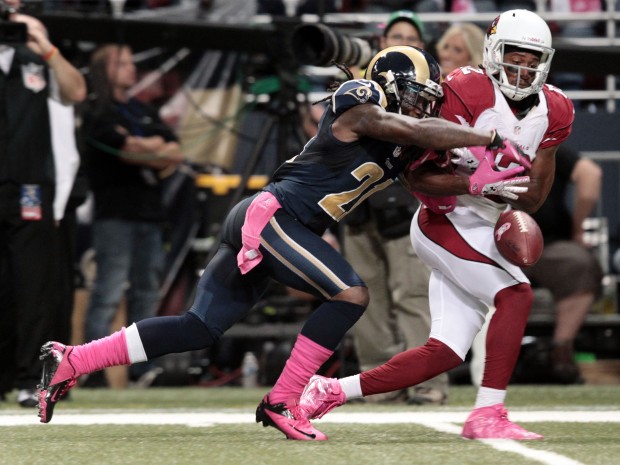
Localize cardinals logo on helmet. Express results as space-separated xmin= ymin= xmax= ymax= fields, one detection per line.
xmin=487 ymin=15 xmax=499 ymax=37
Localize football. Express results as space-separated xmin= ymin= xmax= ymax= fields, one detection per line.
xmin=494 ymin=210 xmax=544 ymax=267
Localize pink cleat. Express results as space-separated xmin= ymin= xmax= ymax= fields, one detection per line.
xmin=461 ymin=403 xmax=543 ymax=440
xmin=298 ymin=375 xmax=347 ymax=420
xmin=37 ymin=342 xmax=78 ymax=424
xmin=255 ymin=394 xmax=328 ymax=441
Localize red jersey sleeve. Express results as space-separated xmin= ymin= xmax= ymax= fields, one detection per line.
xmin=440 ymin=66 xmax=495 ymax=126
xmin=540 ymin=84 xmax=575 ymax=149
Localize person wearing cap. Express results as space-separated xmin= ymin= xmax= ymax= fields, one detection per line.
xmin=381 ymin=10 xmax=426 ymax=49
xmin=342 ymin=10 xmax=449 ymax=406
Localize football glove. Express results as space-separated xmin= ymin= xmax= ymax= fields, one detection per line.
xmin=486 ymin=131 xmax=532 ymax=170
xmin=469 ymin=152 xmax=530 ymax=200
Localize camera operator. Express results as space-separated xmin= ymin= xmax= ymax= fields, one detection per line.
xmin=0 ymin=0 xmax=86 ymax=407
xmin=0 ymin=0 xmax=85 ymax=101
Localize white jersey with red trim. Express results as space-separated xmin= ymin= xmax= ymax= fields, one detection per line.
xmin=440 ymin=66 xmax=574 ymax=223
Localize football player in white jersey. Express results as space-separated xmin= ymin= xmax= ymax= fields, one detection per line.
xmin=299 ymin=10 xmax=574 ymax=441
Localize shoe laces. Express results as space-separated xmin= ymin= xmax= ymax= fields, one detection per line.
xmin=290 ymin=404 xmax=309 ymax=422
xmin=494 ymin=407 xmax=528 ymax=432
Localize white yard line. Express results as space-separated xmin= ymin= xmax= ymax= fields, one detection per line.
xmin=380 ymin=419 xmax=587 ymax=465
xmin=3 ymin=410 xmax=618 ymax=465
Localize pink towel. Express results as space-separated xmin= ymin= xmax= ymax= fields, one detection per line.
xmin=406 ymin=149 xmax=457 ymax=214
xmin=237 ymin=191 xmax=282 ymax=274
xmin=413 ymin=192 xmax=457 ymax=214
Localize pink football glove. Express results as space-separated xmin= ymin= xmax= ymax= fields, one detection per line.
xmin=469 ymin=151 xmax=530 ymax=200
xmin=487 ymin=131 xmax=532 ymax=171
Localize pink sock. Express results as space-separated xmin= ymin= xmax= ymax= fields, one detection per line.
xmin=269 ymin=334 xmax=333 ymax=406
xmin=70 ymin=328 xmax=131 ymax=376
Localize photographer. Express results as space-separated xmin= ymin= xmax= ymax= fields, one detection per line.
xmin=0 ymin=0 xmax=85 ymax=406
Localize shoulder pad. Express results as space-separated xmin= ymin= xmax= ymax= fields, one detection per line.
xmin=441 ymin=67 xmax=494 ymax=124
xmin=543 ymin=84 xmax=574 ymax=125
xmin=540 ymin=84 xmax=575 ymax=148
xmin=331 ymin=79 xmax=387 ymax=116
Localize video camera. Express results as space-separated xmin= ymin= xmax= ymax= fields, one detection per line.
xmin=0 ymin=1 xmax=27 ymax=44
xmin=292 ymin=23 xmax=375 ymax=69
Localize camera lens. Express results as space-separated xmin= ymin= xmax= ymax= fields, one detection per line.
xmin=292 ymin=23 xmax=373 ymax=68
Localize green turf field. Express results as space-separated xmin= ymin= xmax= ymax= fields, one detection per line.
xmin=1 ymin=385 xmax=619 ymax=465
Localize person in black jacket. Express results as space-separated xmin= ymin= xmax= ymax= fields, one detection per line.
xmin=0 ymin=0 xmax=85 ymax=407
xmin=79 ymin=44 xmax=184 ymax=386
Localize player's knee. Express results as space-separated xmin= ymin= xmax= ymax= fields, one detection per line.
xmin=496 ymin=283 xmax=533 ymax=310
xmin=183 ymin=312 xmax=218 ymax=348
xmin=334 ymin=285 xmax=369 ymax=308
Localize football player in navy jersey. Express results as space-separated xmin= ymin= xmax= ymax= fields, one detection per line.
xmin=300 ymin=10 xmax=574 ymax=441
xmin=37 ymin=46 xmax=529 ymax=440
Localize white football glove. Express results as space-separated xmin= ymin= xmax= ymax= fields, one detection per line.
xmin=479 ymin=178 xmax=530 ymax=200
xmin=450 ymin=147 xmax=483 ymax=173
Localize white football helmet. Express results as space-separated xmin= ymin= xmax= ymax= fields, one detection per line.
xmin=483 ymin=9 xmax=554 ymax=101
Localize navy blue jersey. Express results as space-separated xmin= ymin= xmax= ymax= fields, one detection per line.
xmin=265 ymin=79 xmax=414 ymax=234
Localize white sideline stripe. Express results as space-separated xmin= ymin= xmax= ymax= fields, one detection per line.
xmin=319 ymin=410 xmax=620 ymax=423
xmin=1 ymin=410 xmax=619 ymax=426
xmin=1 ymin=410 xmax=615 ymax=465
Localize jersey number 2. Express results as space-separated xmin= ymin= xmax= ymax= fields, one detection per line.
xmin=318 ymin=162 xmax=393 ymax=221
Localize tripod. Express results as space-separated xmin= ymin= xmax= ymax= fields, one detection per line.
xmin=158 ymin=60 xmax=312 ymax=313
xmin=204 ymin=66 xmax=310 ymax=264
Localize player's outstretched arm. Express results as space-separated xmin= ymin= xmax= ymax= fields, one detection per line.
xmin=344 ymin=104 xmax=496 ymax=151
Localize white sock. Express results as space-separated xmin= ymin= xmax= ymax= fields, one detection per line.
xmin=125 ymin=323 xmax=148 ymax=364
xmin=339 ymin=374 xmax=363 ymax=399
xmin=474 ymin=386 xmax=506 ymax=408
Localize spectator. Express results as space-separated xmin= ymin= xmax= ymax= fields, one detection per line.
xmin=525 ymin=146 xmax=603 ymax=383
xmin=38 ymin=46 xmax=525 ymax=442
xmin=435 ymin=22 xmax=484 ymax=78
xmin=344 ymin=9 xmax=448 ymax=405
xmin=0 ymin=0 xmax=86 ymax=407
xmin=362 ymin=1 xmax=441 ymax=38
xmin=80 ymin=44 xmax=184 ymax=386
xmin=379 ymin=10 xmax=425 ymax=49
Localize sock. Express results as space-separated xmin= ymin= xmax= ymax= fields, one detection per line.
xmin=125 ymin=323 xmax=148 ymax=364
xmin=482 ymin=283 xmax=533 ymax=389
xmin=70 ymin=328 xmax=131 ymax=376
xmin=339 ymin=374 xmax=362 ymax=399
xmin=269 ymin=334 xmax=333 ymax=406
xmin=360 ymin=338 xmax=461 ymax=396
xmin=474 ymin=386 xmax=506 ymax=408
xmin=300 ymin=300 xmax=365 ymax=350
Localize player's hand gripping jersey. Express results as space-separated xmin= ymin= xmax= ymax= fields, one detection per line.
xmin=266 ymin=79 xmax=421 ymax=234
